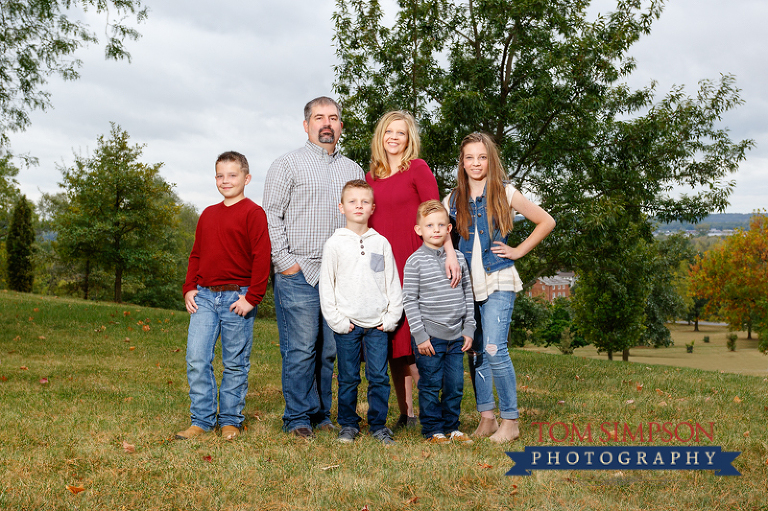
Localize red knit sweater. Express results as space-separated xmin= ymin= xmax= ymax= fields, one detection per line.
xmin=182 ymin=198 xmax=271 ymax=306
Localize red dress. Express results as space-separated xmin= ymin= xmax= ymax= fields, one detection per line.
xmin=366 ymin=159 xmax=440 ymax=358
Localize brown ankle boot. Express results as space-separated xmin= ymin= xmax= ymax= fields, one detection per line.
xmin=175 ymin=425 xmax=208 ymax=440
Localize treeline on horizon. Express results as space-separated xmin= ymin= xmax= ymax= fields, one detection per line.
xmin=653 ymin=213 xmax=755 ymax=232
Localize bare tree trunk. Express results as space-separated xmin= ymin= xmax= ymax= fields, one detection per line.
xmin=83 ymin=259 xmax=90 ymax=300
xmin=114 ymin=265 xmax=123 ymax=303
xmin=622 ymin=349 xmax=630 ymax=361
xmin=607 ymin=350 xmax=613 ymax=361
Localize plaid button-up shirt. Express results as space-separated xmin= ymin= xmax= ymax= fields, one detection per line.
xmin=264 ymin=140 xmax=364 ymax=286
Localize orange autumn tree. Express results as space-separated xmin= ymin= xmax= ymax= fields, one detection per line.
xmin=689 ymin=213 xmax=768 ymax=346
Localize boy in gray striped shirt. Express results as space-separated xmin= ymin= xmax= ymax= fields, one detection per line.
xmin=402 ymin=200 xmax=476 ymax=444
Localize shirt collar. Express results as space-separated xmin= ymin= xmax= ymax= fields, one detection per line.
xmin=421 ymin=244 xmax=445 ymax=258
xmin=305 ymin=140 xmax=340 ymax=162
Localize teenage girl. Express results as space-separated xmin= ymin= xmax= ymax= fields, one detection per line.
xmin=445 ymin=132 xmax=555 ymax=442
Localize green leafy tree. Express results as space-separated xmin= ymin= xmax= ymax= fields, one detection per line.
xmin=0 ymin=0 xmax=146 ymax=147
xmin=334 ymin=0 xmax=753 ymax=356
xmin=55 ymin=124 xmax=180 ymax=303
xmin=508 ymin=294 xmax=550 ymax=347
xmin=0 ymin=153 xmax=21 ymax=240
xmin=541 ymin=297 xmax=587 ymax=349
xmin=689 ymin=214 xmax=768 ymax=341
xmin=7 ymin=195 xmax=35 ymax=291
xmin=640 ymin=234 xmax=694 ymax=347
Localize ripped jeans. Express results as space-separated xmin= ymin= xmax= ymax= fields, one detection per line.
xmin=468 ymin=290 xmax=519 ymax=420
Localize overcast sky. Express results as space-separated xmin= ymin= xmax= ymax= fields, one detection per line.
xmin=8 ymin=0 xmax=766 ymax=215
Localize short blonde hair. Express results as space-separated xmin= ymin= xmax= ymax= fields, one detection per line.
xmin=340 ymin=179 xmax=374 ymax=202
xmin=369 ymin=110 xmax=421 ymax=179
xmin=416 ymin=200 xmax=449 ymax=223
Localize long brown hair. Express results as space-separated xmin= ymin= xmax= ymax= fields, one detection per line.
xmin=369 ymin=111 xmax=421 ymax=179
xmin=453 ymin=132 xmax=513 ymax=240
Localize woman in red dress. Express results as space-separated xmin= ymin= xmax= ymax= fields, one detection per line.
xmin=366 ymin=111 xmax=460 ymax=428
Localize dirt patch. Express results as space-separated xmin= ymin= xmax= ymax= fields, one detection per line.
xmin=520 ymin=323 xmax=768 ymax=377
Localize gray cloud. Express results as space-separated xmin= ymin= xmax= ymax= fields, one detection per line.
xmin=10 ymin=0 xmax=766 ymax=214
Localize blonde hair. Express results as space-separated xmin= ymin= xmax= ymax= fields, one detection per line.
xmin=453 ymin=132 xmax=513 ymax=239
xmin=416 ymin=200 xmax=449 ymax=223
xmin=340 ymin=179 xmax=374 ymax=202
xmin=369 ymin=111 xmax=421 ymax=179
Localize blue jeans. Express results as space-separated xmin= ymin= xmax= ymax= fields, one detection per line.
xmin=412 ymin=337 xmax=465 ymax=438
xmin=335 ymin=326 xmax=390 ymax=432
xmin=469 ymin=291 xmax=519 ymax=420
xmin=186 ymin=286 xmax=256 ymax=430
xmin=273 ymin=271 xmax=335 ymax=431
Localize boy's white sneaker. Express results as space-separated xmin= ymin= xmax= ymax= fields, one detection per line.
xmin=449 ymin=430 xmax=473 ymax=445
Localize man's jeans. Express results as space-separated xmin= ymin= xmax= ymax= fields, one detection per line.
xmin=412 ymin=337 xmax=465 ymax=438
xmin=273 ymin=271 xmax=335 ymax=431
xmin=186 ymin=286 xmax=256 ymax=430
xmin=335 ymin=325 xmax=390 ymax=432
xmin=469 ymin=290 xmax=519 ymax=420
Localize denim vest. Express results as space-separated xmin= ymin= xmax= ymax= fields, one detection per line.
xmin=449 ymin=186 xmax=515 ymax=273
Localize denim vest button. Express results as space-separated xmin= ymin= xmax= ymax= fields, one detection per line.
xmin=479 ymin=230 xmax=484 ymax=234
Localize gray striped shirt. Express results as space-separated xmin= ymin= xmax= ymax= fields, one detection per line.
xmin=263 ymin=141 xmax=364 ymax=286
xmin=403 ymin=244 xmax=476 ymax=345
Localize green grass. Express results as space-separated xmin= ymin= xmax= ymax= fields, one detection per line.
xmin=0 ymin=290 xmax=766 ymax=510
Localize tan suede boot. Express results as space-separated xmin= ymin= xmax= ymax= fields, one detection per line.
xmin=473 ymin=416 xmax=499 ymax=438
xmin=221 ymin=425 xmax=240 ymax=440
xmin=175 ymin=425 xmax=208 ymax=440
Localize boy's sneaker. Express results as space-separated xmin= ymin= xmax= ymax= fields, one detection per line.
xmin=371 ymin=427 xmax=396 ymax=446
xmin=337 ymin=427 xmax=359 ymax=444
xmin=426 ymin=433 xmax=450 ymax=445
xmin=449 ymin=430 xmax=473 ymax=445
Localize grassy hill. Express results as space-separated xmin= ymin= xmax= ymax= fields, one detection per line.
xmin=0 ymin=290 xmax=765 ymax=510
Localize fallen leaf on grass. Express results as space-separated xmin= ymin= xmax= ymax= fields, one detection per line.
xmin=173 ymin=348 xmax=181 ymax=353
xmin=478 ymin=463 xmax=493 ymax=469
xmin=38 ymin=336 xmax=45 ymax=340
xmin=655 ymin=388 xmax=664 ymax=395
xmin=743 ymin=431 xmax=750 ymax=438
xmin=575 ymin=375 xmax=581 ymax=380
xmin=20 ymin=366 xmax=28 ymax=370
xmin=625 ymin=399 xmax=634 ymax=404
xmin=636 ymin=383 xmax=644 ymax=391
xmin=421 ymin=450 xmax=431 ymax=459
xmin=0 ymin=376 xmax=7 ymax=382
xmin=361 ymin=506 xmax=370 ymax=511
xmin=66 ymin=485 xmax=85 ymax=494
xmin=129 ymin=346 xmax=136 ymax=351
xmin=658 ymin=401 xmax=667 ymax=407
xmin=733 ymin=396 xmax=742 ymax=404
xmin=203 ymin=455 xmax=212 ymax=463
xmin=557 ymin=400 xmax=565 ymax=405
xmin=122 ymin=441 xmax=135 ymax=453
xmin=33 ymin=308 xmax=39 ymax=312
xmin=39 ymin=378 xmax=49 ymax=385
xmin=321 ymin=464 xmax=340 ymax=471
xmin=142 ymin=325 xmax=151 ymax=332
xmin=405 ymin=496 xmax=419 ymax=504
xmin=124 ymin=311 xmax=131 ymax=316
xmin=510 ymin=484 xmax=519 ymax=496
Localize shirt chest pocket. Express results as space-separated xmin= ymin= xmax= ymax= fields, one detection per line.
xmin=370 ymin=253 xmax=385 ymax=272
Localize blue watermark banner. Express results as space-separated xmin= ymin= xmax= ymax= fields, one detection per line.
xmin=506 ymin=446 xmax=740 ymax=476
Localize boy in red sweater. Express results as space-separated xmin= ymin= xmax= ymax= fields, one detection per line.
xmin=176 ymin=151 xmax=271 ymax=440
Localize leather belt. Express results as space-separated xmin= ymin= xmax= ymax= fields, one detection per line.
xmin=206 ymin=284 xmax=241 ymax=292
